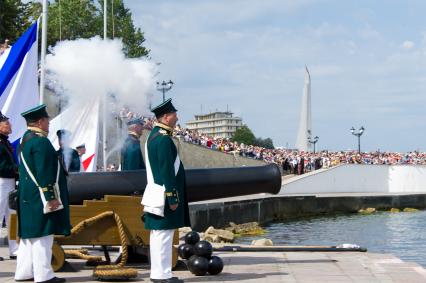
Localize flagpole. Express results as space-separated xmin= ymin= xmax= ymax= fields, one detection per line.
xmin=102 ymin=0 xmax=107 ymax=171
xmin=104 ymin=0 xmax=107 ymax=40
xmin=39 ymin=0 xmax=48 ymax=104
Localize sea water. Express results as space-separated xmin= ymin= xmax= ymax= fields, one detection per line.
xmin=236 ymin=210 xmax=426 ymax=267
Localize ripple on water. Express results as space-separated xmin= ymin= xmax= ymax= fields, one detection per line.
xmin=235 ymin=210 xmax=426 ymax=267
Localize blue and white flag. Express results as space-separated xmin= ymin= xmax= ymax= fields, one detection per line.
xmin=0 ymin=22 xmax=40 ymax=149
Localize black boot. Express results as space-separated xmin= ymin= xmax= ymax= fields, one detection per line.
xmin=151 ymin=277 xmax=183 ymax=283
xmin=37 ymin=277 xmax=66 ymax=283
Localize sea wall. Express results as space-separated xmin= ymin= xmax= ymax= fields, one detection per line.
xmin=189 ymin=164 xmax=426 ymax=230
xmin=189 ymin=194 xmax=426 ymax=231
xmin=281 ymin=164 xmax=426 ymax=194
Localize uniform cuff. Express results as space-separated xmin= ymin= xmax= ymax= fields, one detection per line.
xmin=166 ymin=189 xmax=179 ymax=205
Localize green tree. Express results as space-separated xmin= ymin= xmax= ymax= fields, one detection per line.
xmin=104 ymin=0 xmax=149 ymax=58
xmin=254 ymin=137 xmax=274 ymax=149
xmin=46 ymin=0 xmax=102 ymax=47
xmin=0 ymin=0 xmax=31 ymax=43
xmin=262 ymin=138 xmax=274 ymax=149
xmin=232 ymin=125 xmax=255 ymax=145
xmin=23 ymin=0 xmax=149 ymax=58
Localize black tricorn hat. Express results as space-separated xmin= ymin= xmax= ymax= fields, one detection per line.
xmin=151 ymin=98 xmax=177 ymax=118
xmin=76 ymin=143 xmax=86 ymax=149
xmin=0 ymin=111 xmax=9 ymax=122
xmin=127 ymin=117 xmax=144 ymax=126
xmin=56 ymin=129 xmax=71 ymax=139
xmin=21 ymin=104 xmax=49 ymax=122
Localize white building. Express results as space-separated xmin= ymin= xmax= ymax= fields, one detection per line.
xmin=186 ymin=111 xmax=243 ymax=139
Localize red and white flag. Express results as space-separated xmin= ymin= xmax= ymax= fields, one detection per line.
xmin=48 ymin=98 xmax=99 ymax=172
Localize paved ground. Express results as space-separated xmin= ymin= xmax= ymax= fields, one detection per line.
xmin=1 ymin=243 xmax=426 ymax=283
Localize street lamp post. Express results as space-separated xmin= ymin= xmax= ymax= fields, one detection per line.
xmin=350 ymin=126 xmax=365 ymax=153
xmin=156 ymin=80 xmax=174 ymax=102
xmin=308 ymin=136 xmax=319 ymax=153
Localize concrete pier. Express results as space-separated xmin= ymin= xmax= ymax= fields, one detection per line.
xmin=1 ymin=244 xmax=426 ymax=282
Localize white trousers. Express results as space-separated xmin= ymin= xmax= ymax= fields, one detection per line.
xmin=150 ymin=229 xmax=175 ymax=280
xmin=15 ymin=235 xmax=55 ymax=282
xmin=0 ymin=177 xmax=18 ymax=256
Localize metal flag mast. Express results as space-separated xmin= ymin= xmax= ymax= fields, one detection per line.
xmin=102 ymin=0 xmax=107 ymax=171
xmin=39 ymin=0 xmax=48 ymax=104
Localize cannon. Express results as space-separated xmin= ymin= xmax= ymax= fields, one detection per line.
xmin=9 ymin=164 xmax=281 ymax=278
xmin=67 ymin=163 xmax=282 ymax=204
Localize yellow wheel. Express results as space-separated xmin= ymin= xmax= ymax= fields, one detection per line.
xmin=51 ymin=242 xmax=65 ymax=272
xmin=172 ymin=230 xmax=179 ymax=267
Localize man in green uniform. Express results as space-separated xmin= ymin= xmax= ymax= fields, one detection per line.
xmin=120 ymin=117 xmax=145 ymax=170
xmin=0 ymin=111 xmax=19 ymax=260
xmin=14 ymin=105 xmax=70 ymax=283
xmin=143 ymin=99 xmax=190 ymax=283
xmin=56 ymin=129 xmax=80 ymax=173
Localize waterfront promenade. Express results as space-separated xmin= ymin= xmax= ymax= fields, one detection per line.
xmin=2 ymin=166 xmax=426 ymax=282
xmin=1 ymin=243 xmax=426 ymax=282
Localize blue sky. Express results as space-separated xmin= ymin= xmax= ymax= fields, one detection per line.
xmin=123 ymin=0 xmax=426 ymax=152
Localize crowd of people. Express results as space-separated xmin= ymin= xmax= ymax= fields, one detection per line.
xmin=119 ymin=110 xmax=426 ymax=176
xmin=171 ymin=125 xmax=426 ymax=175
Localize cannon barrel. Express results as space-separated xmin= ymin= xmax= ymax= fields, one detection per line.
xmin=67 ymin=164 xmax=281 ymax=204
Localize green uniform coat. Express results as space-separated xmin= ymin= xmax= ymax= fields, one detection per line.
xmin=121 ymin=133 xmax=146 ymax=170
xmin=57 ymin=147 xmax=80 ymax=173
xmin=144 ymin=125 xmax=191 ymax=230
xmin=0 ymin=134 xmax=18 ymax=179
xmin=18 ymin=129 xmax=71 ymax=239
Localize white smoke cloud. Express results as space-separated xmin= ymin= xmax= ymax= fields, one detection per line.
xmin=46 ymin=36 xmax=156 ymax=116
xmin=45 ymin=37 xmax=157 ymax=168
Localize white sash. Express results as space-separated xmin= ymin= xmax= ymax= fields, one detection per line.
xmin=20 ymin=152 xmax=63 ymax=214
xmin=142 ymin=135 xmax=180 ymax=217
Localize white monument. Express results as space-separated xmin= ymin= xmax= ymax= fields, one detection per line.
xmin=295 ymin=66 xmax=312 ymax=151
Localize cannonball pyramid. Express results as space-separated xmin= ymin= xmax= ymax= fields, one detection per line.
xmin=178 ymin=231 xmax=224 ymax=276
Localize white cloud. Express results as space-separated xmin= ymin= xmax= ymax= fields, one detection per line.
xmin=357 ymin=25 xmax=382 ymax=40
xmin=402 ymin=40 xmax=415 ymax=50
xmin=308 ymin=22 xmax=347 ymax=38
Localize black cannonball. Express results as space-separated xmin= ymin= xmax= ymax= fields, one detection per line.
xmin=193 ymin=240 xmax=213 ymax=259
xmin=208 ymin=256 xmax=224 ymax=275
xmin=184 ymin=231 xmax=200 ymax=245
xmin=177 ymin=244 xmax=186 ymax=258
xmin=177 ymin=243 xmax=194 ymax=259
xmin=187 ymin=255 xmax=209 ymax=276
